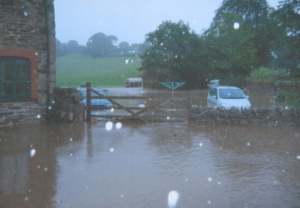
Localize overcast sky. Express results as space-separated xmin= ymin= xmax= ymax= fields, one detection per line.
xmin=54 ymin=0 xmax=281 ymax=46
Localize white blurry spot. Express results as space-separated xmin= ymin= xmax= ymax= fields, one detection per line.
xmin=168 ymin=191 xmax=179 ymax=208
xmin=28 ymin=189 xmax=31 ymax=192
xmin=175 ymin=55 xmax=177 ymax=58
xmin=208 ymin=177 xmax=212 ymax=182
xmin=70 ymin=138 xmax=72 ymax=141
xmin=110 ymin=148 xmax=114 ymax=152
xmin=116 ymin=122 xmax=122 ymax=129
xmin=24 ymin=196 xmax=29 ymax=201
xmin=35 ymin=52 xmax=38 ymax=56
xmin=161 ymin=43 xmax=164 ymax=46
xmin=105 ymin=121 xmax=113 ymax=131
xmin=285 ymin=106 xmax=289 ymax=110
xmin=282 ymin=169 xmax=285 ymax=173
xmin=182 ymin=31 xmax=185 ymax=34
xmin=30 ymin=149 xmax=36 ymax=157
xmin=70 ymin=153 xmax=72 ymax=156
xmin=44 ymin=167 xmax=48 ymax=171
xmin=218 ymin=181 xmax=221 ymax=185
xmin=52 ymin=100 xmax=55 ymax=104
xmin=37 ymin=165 xmax=40 ymax=169
xmin=121 ymin=195 xmax=124 ymax=198
xmin=193 ymin=20 xmax=196 ymax=23
xmin=286 ymin=152 xmax=289 ymax=154
xmin=247 ymin=142 xmax=250 ymax=146
xmin=131 ymin=60 xmax=134 ymax=63
xmin=234 ymin=22 xmax=240 ymax=29
xmin=297 ymin=155 xmax=300 ymax=160
xmin=138 ymin=58 xmax=140 ymax=60
xmin=125 ymin=59 xmax=129 ymax=64
xmin=111 ymin=108 xmax=114 ymax=113
xmin=138 ymin=104 xmax=145 ymax=108
xmin=199 ymin=143 xmax=203 ymax=147
xmin=207 ymin=200 xmax=211 ymax=205
xmin=186 ymin=178 xmax=188 ymax=181
xmin=36 ymin=114 xmax=41 ymax=119
xmin=147 ymin=52 xmax=149 ymax=55
xmin=23 ymin=11 xmax=28 ymax=16
xmin=48 ymin=106 xmax=51 ymax=110
xmin=167 ymin=116 xmax=170 ymax=120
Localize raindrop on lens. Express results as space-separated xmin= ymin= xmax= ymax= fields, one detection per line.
xmin=116 ymin=122 xmax=122 ymax=129
xmin=199 ymin=143 xmax=203 ymax=147
xmin=233 ymin=22 xmax=240 ymax=29
xmin=44 ymin=167 xmax=48 ymax=171
xmin=36 ymin=114 xmax=41 ymax=119
xmin=48 ymin=106 xmax=51 ymax=110
xmin=297 ymin=155 xmax=300 ymax=160
xmin=247 ymin=142 xmax=250 ymax=146
xmin=218 ymin=181 xmax=221 ymax=185
xmin=110 ymin=148 xmax=114 ymax=152
xmin=24 ymin=196 xmax=29 ymax=201
xmin=168 ymin=191 xmax=179 ymax=208
xmin=111 ymin=108 xmax=114 ymax=113
xmin=208 ymin=177 xmax=212 ymax=182
xmin=30 ymin=149 xmax=36 ymax=157
xmin=70 ymin=138 xmax=72 ymax=141
xmin=161 ymin=43 xmax=164 ymax=46
xmin=207 ymin=200 xmax=211 ymax=205
xmin=105 ymin=121 xmax=113 ymax=131
xmin=167 ymin=116 xmax=170 ymax=120
xmin=23 ymin=11 xmax=28 ymax=16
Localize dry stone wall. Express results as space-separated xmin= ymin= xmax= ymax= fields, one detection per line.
xmin=190 ymin=105 xmax=300 ymax=127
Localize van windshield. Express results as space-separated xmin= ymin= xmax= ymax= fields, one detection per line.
xmin=219 ymin=89 xmax=246 ymax=99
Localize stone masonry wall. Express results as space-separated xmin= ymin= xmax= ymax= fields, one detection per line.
xmin=0 ymin=0 xmax=56 ymax=128
xmin=0 ymin=102 xmax=45 ymax=129
xmin=190 ymin=106 xmax=300 ymax=127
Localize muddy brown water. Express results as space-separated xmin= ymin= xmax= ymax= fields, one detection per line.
xmin=1 ymin=88 xmax=299 ymax=208
xmin=0 ymin=122 xmax=300 ymax=208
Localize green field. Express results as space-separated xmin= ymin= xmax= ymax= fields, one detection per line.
xmin=56 ymin=55 xmax=142 ymax=87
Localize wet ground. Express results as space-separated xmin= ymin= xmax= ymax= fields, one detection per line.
xmin=1 ymin=88 xmax=298 ymax=208
xmin=0 ymin=121 xmax=300 ymax=208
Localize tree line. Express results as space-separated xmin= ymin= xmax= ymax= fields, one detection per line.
xmin=56 ymin=33 xmax=150 ymax=58
xmin=141 ymin=0 xmax=300 ymax=89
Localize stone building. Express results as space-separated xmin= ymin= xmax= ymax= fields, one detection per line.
xmin=0 ymin=0 xmax=56 ymax=128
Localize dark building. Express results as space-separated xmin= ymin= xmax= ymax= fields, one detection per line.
xmin=0 ymin=0 xmax=56 ymax=128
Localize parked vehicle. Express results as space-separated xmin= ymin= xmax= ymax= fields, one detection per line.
xmin=79 ymin=88 xmax=113 ymax=110
xmin=207 ymin=86 xmax=251 ymax=110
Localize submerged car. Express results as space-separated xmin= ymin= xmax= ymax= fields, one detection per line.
xmin=79 ymin=88 xmax=113 ymax=110
xmin=207 ymin=86 xmax=251 ymax=110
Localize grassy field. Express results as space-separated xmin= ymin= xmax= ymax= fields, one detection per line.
xmin=56 ymin=55 xmax=142 ymax=87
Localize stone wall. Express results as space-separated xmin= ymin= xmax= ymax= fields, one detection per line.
xmin=0 ymin=0 xmax=56 ymax=128
xmin=190 ymin=105 xmax=300 ymax=127
xmin=0 ymin=101 xmax=45 ymax=129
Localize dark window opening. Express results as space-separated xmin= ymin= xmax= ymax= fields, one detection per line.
xmin=0 ymin=57 xmax=31 ymax=101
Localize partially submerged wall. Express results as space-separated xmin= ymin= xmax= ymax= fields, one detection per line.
xmin=190 ymin=106 xmax=300 ymax=127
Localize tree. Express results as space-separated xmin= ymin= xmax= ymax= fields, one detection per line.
xmin=67 ymin=40 xmax=79 ymax=54
xmin=205 ymin=13 xmax=257 ymax=77
xmin=56 ymin=39 xmax=68 ymax=57
xmin=272 ymin=0 xmax=300 ymax=78
xmin=86 ymin=33 xmax=118 ymax=58
xmin=118 ymin=41 xmax=130 ymax=54
xmin=212 ymin=0 xmax=275 ymax=67
xmin=141 ymin=20 xmax=209 ymax=88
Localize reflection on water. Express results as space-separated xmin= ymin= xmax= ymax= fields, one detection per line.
xmin=0 ymin=122 xmax=300 ymax=207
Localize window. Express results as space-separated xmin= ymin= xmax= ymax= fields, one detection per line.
xmin=0 ymin=57 xmax=31 ymax=101
xmin=0 ymin=0 xmax=14 ymax=5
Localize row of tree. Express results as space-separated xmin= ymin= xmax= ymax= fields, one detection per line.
xmin=56 ymin=34 xmax=151 ymax=58
xmin=141 ymin=0 xmax=300 ymax=89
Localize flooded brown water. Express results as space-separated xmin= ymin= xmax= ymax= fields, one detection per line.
xmin=1 ymin=121 xmax=300 ymax=208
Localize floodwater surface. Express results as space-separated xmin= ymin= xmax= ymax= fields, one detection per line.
xmin=0 ymin=122 xmax=300 ymax=208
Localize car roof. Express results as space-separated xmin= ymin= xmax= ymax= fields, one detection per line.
xmin=213 ymin=86 xmax=240 ymax=89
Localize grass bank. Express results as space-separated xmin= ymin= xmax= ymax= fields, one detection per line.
xmin=56 ymin=55 xmax=142 ymax=87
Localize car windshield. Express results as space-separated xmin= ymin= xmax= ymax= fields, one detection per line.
xmin=219 ymin=88 xmax=246 ymax=99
